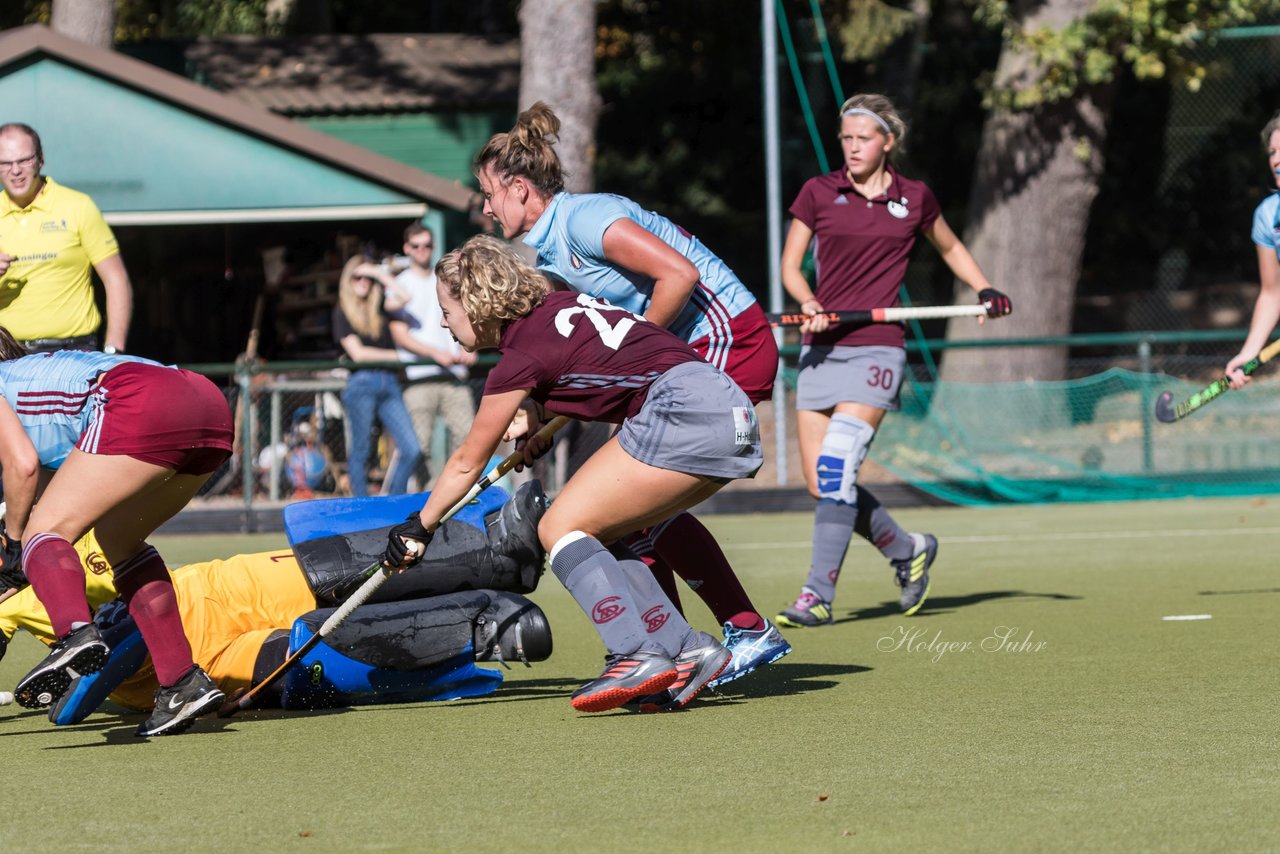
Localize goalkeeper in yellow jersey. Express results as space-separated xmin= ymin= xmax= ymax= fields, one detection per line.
xmin=0 ymin=483 xmax=551 ymax=724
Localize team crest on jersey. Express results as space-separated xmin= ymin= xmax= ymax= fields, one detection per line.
xmin=887 ymin=197 xmax=909 ymax=219
xmin=40 ymin=219 xmax=69 ymax=234
xmin=569 ymin=254 xmax=583 ymax=270
xmin=85 ymin=551 xmax=110 ymax=576
xmin=834 ymin=195 xmax=849 ymax=205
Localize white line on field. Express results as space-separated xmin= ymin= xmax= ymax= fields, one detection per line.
xmin=723 ymin=526 xmax=1280 ymax=550
xmin=1162 ymin=614 xmax=1213 ymax=621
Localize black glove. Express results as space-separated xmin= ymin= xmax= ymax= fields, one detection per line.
xmin=384 ymin=513 xmax=433 ymax=569
xmin=978 ymin=288 xmax=1012 ymax=318
xmin=0 ymin=525 xmax=25 ymax=592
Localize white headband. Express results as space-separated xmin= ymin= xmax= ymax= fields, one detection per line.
xmin=842 ymin=108 xmax=892 ymax=135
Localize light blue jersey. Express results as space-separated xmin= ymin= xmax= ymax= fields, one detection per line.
xmin=522 ymin=192 xmax=759 ymax=344
xmin=1251 ymin=191 xmax=1280 ymax=256
xmin=0 ymin=351 xmax=160 ymax=469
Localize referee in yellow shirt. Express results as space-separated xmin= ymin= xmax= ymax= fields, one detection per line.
xmin=0 ymin=123 xmax=132 ymax=354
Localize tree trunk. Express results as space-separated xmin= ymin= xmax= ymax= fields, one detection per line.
xmin=518 ymin=0 xmax=601 ymax=193
xmin=941 ymin=0 xmax=1112 ymax=383
xmin=52 ymin=0 xmax=116 ymax=48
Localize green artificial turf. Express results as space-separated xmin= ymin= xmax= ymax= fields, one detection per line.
xmin=1 ymin=498 xmax=1276 ymax=852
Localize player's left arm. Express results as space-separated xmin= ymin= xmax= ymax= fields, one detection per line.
xmin=924 ymin=214 xmax=990 ymax=295
xmin=0 ymin=395 xmax=41 ymax=541
xmin=600 ymin=219 xmax=700 ymax=328
xmin=924 ymin=215 xmax=1010 ymax=319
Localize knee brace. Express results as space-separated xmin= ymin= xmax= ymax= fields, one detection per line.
xmin=815 ymin=414 xmax=875 ymax=504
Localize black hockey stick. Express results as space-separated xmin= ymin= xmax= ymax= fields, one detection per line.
xmin=768 ymin=304 xmax=988 ymax=327
xmin=1154 ymin=338 xmax=1280 ymax=423
xmin=217 ymin=416 xmax=570 ymax=717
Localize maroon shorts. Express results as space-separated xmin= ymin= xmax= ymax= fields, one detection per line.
xmin=688 ymin=301 xmax=778 ymax=405
xmin=78 ymin=362 xmax=234 ymax=475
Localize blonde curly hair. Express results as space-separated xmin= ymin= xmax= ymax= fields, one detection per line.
xmin=436 ymin=235 xmax=549 ymax=328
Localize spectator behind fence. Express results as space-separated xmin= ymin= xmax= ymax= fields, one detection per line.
xmin=332 ymin=254 xmax=421 ymax=497
xmin=0 ymin=123 xmax=132 ymax=354
xmin=389 ymin=223 xmax=477 ymax=484
xmin=1226 ymin=111 xmax=1280 ymax=390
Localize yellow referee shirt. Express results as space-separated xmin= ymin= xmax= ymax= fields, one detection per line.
xmin=0 ymin=177 xmax=118 ymax=340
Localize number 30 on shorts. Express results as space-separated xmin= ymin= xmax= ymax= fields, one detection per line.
xmin=867 ymin=365 xmax=895 ymax=390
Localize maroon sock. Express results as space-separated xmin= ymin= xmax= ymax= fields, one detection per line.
xmin=23 ymin=533 xmax=91 ymax=638
xmin=113 ymin=546 xmax=194 ymax=686
xmin=650 ymin=513 xmax=763 ymax=630
xmin=622 ymin=531 xmax=684 ymax=614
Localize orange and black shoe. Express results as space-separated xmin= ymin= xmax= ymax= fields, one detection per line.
xmin=639 ymin=631 xmax=731 ymax=712
xmin=570 ymin=651 xmax=678 ymax=713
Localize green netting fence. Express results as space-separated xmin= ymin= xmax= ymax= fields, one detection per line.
xmin=776 ymin=330 xmax=1280 ymax=505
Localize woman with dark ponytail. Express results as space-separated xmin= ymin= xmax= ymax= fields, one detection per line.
xmin=471 ymin=104 xmax=790 ymax=691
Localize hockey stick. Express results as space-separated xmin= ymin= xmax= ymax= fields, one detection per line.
xmin=768 ymin=304 xmax=988 ymax=327
xmin=1154 ymin=339 xmax=1280 ymax=423
xmin=217 ymin=415 xmax=571 ymax=717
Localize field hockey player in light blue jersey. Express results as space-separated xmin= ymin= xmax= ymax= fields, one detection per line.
xmin=472 ymin=103 xmax=790 ymax=690
xmin=1226 ymin=110 xmax=1280 ymax=390
xmin=0 ymin=329 xmax=234 ymax=736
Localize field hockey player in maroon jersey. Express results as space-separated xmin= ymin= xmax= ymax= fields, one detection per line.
xmin=778 ymin=93 xmax=1011 ymax=626
xmin=382 ymin=235 xmax=765 ymax=713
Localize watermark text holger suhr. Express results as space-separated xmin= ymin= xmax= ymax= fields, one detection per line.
xmin=877 ymin=626 xmax=1046 ymax=663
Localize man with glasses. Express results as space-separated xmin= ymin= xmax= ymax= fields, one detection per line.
xmin=0 ymin=124 xmax=132 ymax=355
xmin=389 ymin=222 xmax=476 ymax=487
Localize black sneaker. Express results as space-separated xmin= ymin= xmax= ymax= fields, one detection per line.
xmin=893 ymin=534 xmax=939 ymax=616
xmin=14 ymin=623 xmax=109 ymax=709
xmin=135 ymin=666 xmax=225 ymax=737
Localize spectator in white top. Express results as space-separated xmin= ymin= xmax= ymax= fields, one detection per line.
xmin=389 ymin=223 xmax=477 ymax=485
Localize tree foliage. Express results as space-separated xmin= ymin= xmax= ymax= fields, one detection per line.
xmin=971 ymin=0 xmax=1280 ymax=109
xmin=838 ymin=0 xmax=917 ymax=61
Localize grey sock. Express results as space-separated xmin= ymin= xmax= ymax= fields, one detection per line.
xmin=805 ymin=499 xmax=856 ymax=602
xmin=614 ymin=555 xmax=693 ymax=657
xmin=858 ymin=487 xmax=914 ymax=562
xmin=550 ymin=535 xmax=657 ymax=656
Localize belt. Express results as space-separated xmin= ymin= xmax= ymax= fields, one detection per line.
xmin=20 ymin=333 xmax=99 ymax=353
xmin=406 ymin=374 xmax=462 ymax=385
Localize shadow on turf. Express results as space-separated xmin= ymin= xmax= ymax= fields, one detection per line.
xmin=710 ymin=661 xmax=870 ymax=702
xmin=1198 ymin=587 xmax=1280 ymax=596
xmin=836 ymin=589 xmax=1080 ymax=623
xmin=0 ymin=709 xmax=244 ymax=745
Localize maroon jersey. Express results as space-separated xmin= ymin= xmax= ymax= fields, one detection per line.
xmin=485 ymin=291 xmax=701 ymax=422
xmin=788 ymin=165 xmax=940 ymax=349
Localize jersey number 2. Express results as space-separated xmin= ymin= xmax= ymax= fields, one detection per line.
xmin=555 ymin=294 xmax=644 ymax=350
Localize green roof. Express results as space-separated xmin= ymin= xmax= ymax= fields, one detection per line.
xmin=0 ymin=25 xmax=476 ymax=224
